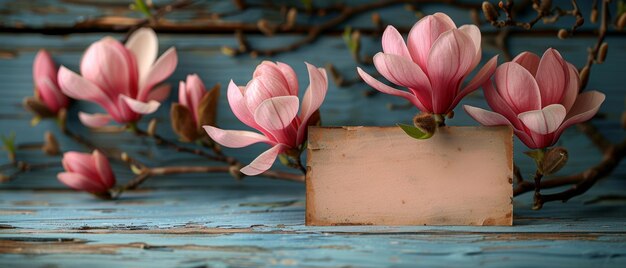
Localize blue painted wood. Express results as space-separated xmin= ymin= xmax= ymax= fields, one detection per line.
xmin=0 ymin=0 xmax=625 ymax=267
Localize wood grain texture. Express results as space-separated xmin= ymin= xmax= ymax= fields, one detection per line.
xmin=0 ymin=0 xmax=625 ymax=267
xmin=306 ymin=126 xmax=513 ymax=226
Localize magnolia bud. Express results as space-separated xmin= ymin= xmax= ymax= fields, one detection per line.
xmin=617 ymin=13 xmax=626 ymax=30
xmin=597 ymin=42 xmax=608 ymax=64
xmin=541 ymin=147 xmax=568 ymax=175
xmin=557 ymin=29 xmax=569 ymax=39
xmin=42 ymin=131 xmax=60 ymax=155
xmin=229 ymin=164 xmax=245 ymax=181
xmin=413 ymin=113 xmax=436 ymax=137
xmin=482 ymin=1 xmax=498 ymax=22
xmin=147 ymin=118 xmax=157 ymax=137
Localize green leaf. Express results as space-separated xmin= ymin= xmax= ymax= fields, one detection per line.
xmin=524 ymin=149 xmax=546 ymax=171
xmin=341 ymin=26 xmax=360 ymax=55
xmin=397 ymin=123 xmax=433 ymax=140
xmin=278 ymin=154 xmax=290 ymax=166
xmin=1 ymin=132 xmax=16 ymax=153
xmin=1 ymin=132 xmax=16 ymax=162
xmin=132 ymin=0 xmax=152 ymax=18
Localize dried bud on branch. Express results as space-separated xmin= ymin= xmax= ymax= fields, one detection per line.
xmin=229 ymin=163 xmax=245 ymax=181
xmin=597 ymin=42 xmax=608 ymax=64
xmin=413 ymin=113 xmax=436 ymax=137
xmin=617 ymin=13 xmax=626 ymax=30
xmin=257 ymin=19 xmax=276 ymax=36
xmin=557 ymin=29 xmax=569 ymax=39
xmin=42 ymin=131 xmax=60 ymax=155
xmin=482 ymin=1 xmax=499 ymax=22
xmin=590 ymin=9 xmax=598 ymax=23
xmin=579 ymin=66 xmax=590 ymax=90
xmin=147 ymin=118 xmax=157 ymax=137
xmin=284 ymin=8 xmax=297 ymax=30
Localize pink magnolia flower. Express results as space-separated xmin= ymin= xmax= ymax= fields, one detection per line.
xmin=357 ymin=12 xmax=497 ymax=115
xmin=57 ymin=150 xmax=116 ymax=194
xmin=464 ymin=48 xmax=606 ymax=149
xmin=204 ymin=61 xmax=328 ymax=175
xmin=57 ymin=28 xmax=177 ymax=127
xmin=179 ymin=74 xmax=207 ymax=127
xmin=33 ymin=49 xmax=69 ymax=113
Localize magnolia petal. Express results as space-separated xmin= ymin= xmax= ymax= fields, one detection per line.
xmin=80 ymin=37 xmax=137 ymax=98
xmin=518 ymin=104 xmax=567 ymax=135
xmin=561 ymin=63 xmax=579 ymax=112
xmin=276 ymin=62 xmax=299 ymax=96
xmin=407 ymin=13 xmax=457 ymax=69
xmin=240 ymin=144 xmax=286 ymax=176
xmin=252 ymin=62 xmax=292 ymax=97
xmin=357 ymin=67 xmax=428 ymax=112
xmin=61 ymin=152 xmax=100 ymax=180
xmin=203 ymin=126 xmax=272 ymax=148
xmin=120 ymin=95 xmax=160 ymax=114
xmin=38 ymin=78 xmax=66 ymax=113
xmin=147 ymin=84 xmax=171 ymax=102
xmin=464 ymin=105 xmax=512 ymax=126
xmin=33 ymin=50 xmax=57 ymax=84
xmin=535 ymin=48 xmax=568 ymax=106
xmin=139 ymin=47 xmax=178 ymax=100
xmin=178 ymin=81 xmax=188 ymax=106
xmin=125 ymin=27 xmax=158 ymax=82
xmin=427 ymin=29 xmax=476 ymax=113
xmin=373 ymin=52 xmax=431 ymax=93
xmin=432 ymin=12 xmax=457 ymax=28
xmin=78 ymin=112 xmax=112 ymax=128
xmin=452 ymin=55 xmax=498 ymax=110
xmin=457 ymin=24 xmax=482 ymax=73
xmin=244 ymin=78 xmax=275 ymax=113
xmin=482 ymin=79 xmax=524 ymax=129
xmin=58 ymin=67 xmax=115 ymax=110
xmin=254 ymin=96 xmax=299 ymax=131
xmin=464 ymin=105 xmax=537 ymax=148
xmin=512 ymin=51 xmax=540 ymax=76
xmin=556 ymin=91 xmax=606 ymax=136
xmin=58 ymin=172 xmax=108 ymax=193
xmin=298 ymin=63 xmax=329 ymax=144
xmin=186 ymin=74 xmax=207 ymax=114
xmin=494 ymin=62 xmax=542 ymax=113
xmin=382 ymin=25 xmax=411 ymax=58
xmin=92 ymin=150 xmax=115 ymax=189
xmin=227 ymin=80 xmax=259 ymax=129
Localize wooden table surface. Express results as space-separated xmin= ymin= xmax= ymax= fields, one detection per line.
xmin=1 ymin=1 xmax=625 ymax=267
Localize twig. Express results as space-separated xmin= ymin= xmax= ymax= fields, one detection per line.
xmin=132 ymin=127 xmax=236 ymax=164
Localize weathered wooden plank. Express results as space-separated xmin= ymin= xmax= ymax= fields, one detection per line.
xmin=307 ymin=126 xmax=513 ymax=226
